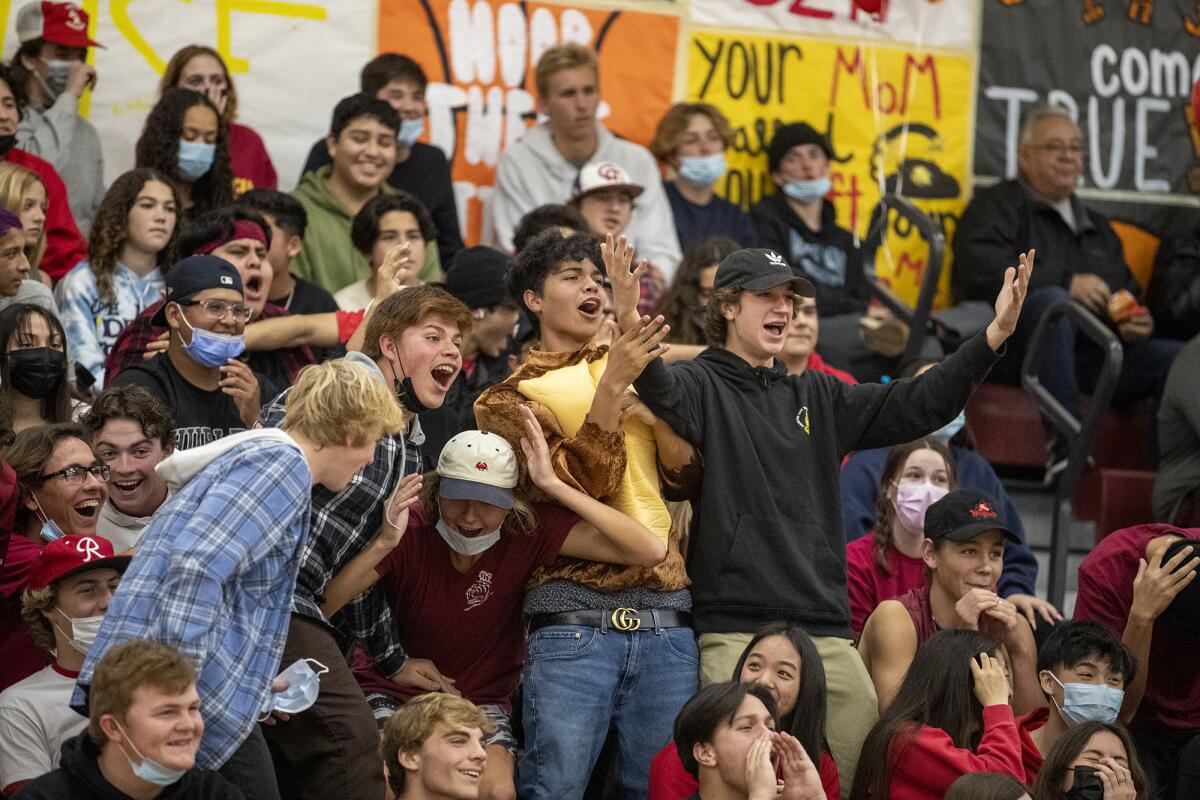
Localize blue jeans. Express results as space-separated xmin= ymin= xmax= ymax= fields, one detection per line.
xmin=517 ymin=624 xmax=699 ymax=799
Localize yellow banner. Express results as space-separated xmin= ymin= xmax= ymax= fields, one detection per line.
xmin=687 ymin=31 xmax=975 ymax=305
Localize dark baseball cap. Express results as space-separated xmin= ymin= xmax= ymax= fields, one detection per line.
xmin=151 ymin=255 xmax=244 ymax=326
xmin=925 ymin=489 xmax=1021 ymax=544
xmin=715 ymin=249 xmax=816 ymax=297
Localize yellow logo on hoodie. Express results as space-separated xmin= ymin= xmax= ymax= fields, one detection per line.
xmin=796 ymin=406 xmax=810 ymax=435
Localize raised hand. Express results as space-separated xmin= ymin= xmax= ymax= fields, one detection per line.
xmin=775 ymin=732 xmax=825 ymax=800
xmin=381 ymin=472 xmax=423 ymax=545
xmin=599 ymin=315 xmax=671 ymax=391
xmin=375 ymin=241 xmax=417 ymax=302
xmin=601 ymin=233 xmax=647 ymax=328
xmin=970 ymin=651 xmax=1011 ymax=708
xmin=986 ymin=249 xmax=1035 ymax=351
xmin=220 ymin=359 xmax=262 ymax=428
xmin=518 ymin=405 xmax=561 ymax=492
xmin=1130 ymin=544 xmax=1200 ymax=624
xmin=745 ymin=737 xmax=780 ymax=800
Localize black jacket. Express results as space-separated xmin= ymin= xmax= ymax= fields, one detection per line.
xmin=749 ymin=194 xmax=870 ymax=317
xmin=633 ymin=331 xmax=998 ymax=637
xmin=1147 ymin=227 xmax=1200 ymax=341
xmin=419 ymin=352 xmax=512 ymax=470
xmin=14 ymin=733 xmax=244 ymax=799
xmin=952 ymin=179 xmax=1139 ymax=303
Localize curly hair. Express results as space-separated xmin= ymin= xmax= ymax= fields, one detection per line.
xmin=135 ymin=89 xmax=233 ymax=216
xmin=655 ymin=236 xmax=737 ymax=346
xmin=158 ymin=45 xmax=239 ymax=126
xmin=19 ymin=584 xmax=56 ymax=652
xmin=0 ymin=162 xmax=46 ymax=269
xmin=87 ymin=169 xmax=180 ymax=306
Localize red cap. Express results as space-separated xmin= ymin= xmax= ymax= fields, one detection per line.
xmin=16 ymin=2 xmax=103 ymax=49
xmin=28 ymin=534 xmax=130 ymax=590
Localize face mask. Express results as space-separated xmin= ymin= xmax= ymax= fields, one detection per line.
xmin=32 ymin=494 xmax=65 ymax=541
xmin=261 ymin=659 xmax=327 ymax=717
xmin=1064 ymin=766 xmax=1105 ymax=800
xmin=435 ymin=516 xmax=501 ymax=556
xmin=0 ymin=135 xmax=16 ymax=158
xmin=892 ymin=481 xmax=949 ymax=534
xmin=178 ymin=311 xmax=246 ymax=368
xmin=113 ymin=719 xmax=188 ymax=787
xmin=781 ymin=177 xmax=832 ymax=204
xmin=176 ymin=139 xmax=215 ymax=181
xmin=389 ymin=357 xmax=429 ymax=414
xmin=932 ymin=411 xmax=966 ymax=444
xmin=39 ymin=58 xmax=72 ymax=98
xmin=53 ymin=608 xmax=104 ymax=654
xmin=1049 ymin=673 xmax=1124 ymax=726
xmin=397 ymin=117 xmax=424 ymax=147
xmin=8 ymin=346 xmax=67 ymax=399
xmin=678 ymin=153 xmax=726 ymax=187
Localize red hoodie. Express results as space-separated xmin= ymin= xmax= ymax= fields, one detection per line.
xmin=884 ymin=705 xmax=1025 ymax=799
xmin=648 ymin=740 xmax=840 ymax=800
xmin=6 ymin=148 xmax=86 ymax=280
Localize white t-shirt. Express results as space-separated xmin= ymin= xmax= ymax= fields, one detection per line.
xmin=333 ymin=279 xmax=372 ymax=311
xmin=0 ymin=664 xmax=87 ymax=792
xmin=96 ymin=499 xmax=160 ymax=553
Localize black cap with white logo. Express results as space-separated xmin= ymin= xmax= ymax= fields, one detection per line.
xmin=150 ymin=255 xmax=244 ymax=326
xmin=714 ymin=249 xmax=816 ymax=297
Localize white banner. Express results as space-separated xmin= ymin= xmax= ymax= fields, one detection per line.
xmin=689 ymin=0 xmax=978 ymax=51
xmin=0 ymin=0 xmax=376 ymax=193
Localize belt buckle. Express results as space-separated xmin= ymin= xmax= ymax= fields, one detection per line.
xmin=610 ymin=607 xmax=641 ymax=632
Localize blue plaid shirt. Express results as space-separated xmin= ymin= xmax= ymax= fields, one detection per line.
xmin=260 ymin=387 xmax=421 ymax=676
xmin=71 ymin=434 xmax=312 ymax=770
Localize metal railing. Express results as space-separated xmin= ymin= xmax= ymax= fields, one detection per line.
xmin=1020 ymin=300 xmax=1123 ymax=609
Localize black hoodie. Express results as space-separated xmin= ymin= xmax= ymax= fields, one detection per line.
xmin=14 ymin=733 xmax=244 ymax=799
xmin=633 ymin=331 xmax=999 ymax=638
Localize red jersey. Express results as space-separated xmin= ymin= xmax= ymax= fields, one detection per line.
xmin=228 ymin=123 xmax=278 ymax=195
xmin=353 ymin=502 xmax=577 ymax=711
xmin=846 ymin=536 xmax=925 ymax=638
xmin=0 ymin=535 xmax=49 ymax=692
xmin=648 ymin=739 xmax=840 ymax=800
xmin=1016 ymin=706 xmax=1048 ymax=784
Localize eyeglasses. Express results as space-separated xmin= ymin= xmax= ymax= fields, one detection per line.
xmin=37 ymin=464 xmax=110 ymax=485
xmin=1032 ymin=142 xmax=1084 ymax=158
xmin=176 ymin=298 xmax=253 ymax=323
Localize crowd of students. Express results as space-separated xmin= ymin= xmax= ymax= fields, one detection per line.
xmin=0 ymin=3 xmax=1198 ymax=799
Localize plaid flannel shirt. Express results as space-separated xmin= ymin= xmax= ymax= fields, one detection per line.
xmin=103 ymin=300 xmax=314 ymax=388
xmin=71 ymin=435 xmax=311 ymax=770
xmin=260 ymin=388 xmax=421 ymax=676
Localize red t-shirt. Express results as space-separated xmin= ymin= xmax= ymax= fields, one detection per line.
xmin=886 ymin=705 xmax=1025 ymax=800
xmin=353 ymin=502 xmax=577 ymax=711
xmin=846 ymin=535 xmax=925 ymax=638
xmin=1073 ymin=523 xmax=1200 ymax=732
xmin=1016 ymin=706 xmax=1048 ymax=784
xmin=228 ymin=123 xmax=278 ymax=195
xmin=648 ymin=740 xmax=840 ymax=800
xmin=0 ymin=535 xmax=49 ymax=693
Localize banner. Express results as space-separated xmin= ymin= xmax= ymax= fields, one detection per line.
xmin=974 ymin=0 xmax=1200 ymax=234
xmin=690 ymin=0 xmax=977 ymax=50
xmin=379 ymin=0 xmax=680 ymax=246
xmin=688 ymin=30 xmax=974 ymax=303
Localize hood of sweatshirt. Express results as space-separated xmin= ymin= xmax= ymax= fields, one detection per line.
xmin=293 ymin=165 xmax=352 ymax=222
xmin=695 ymin=347 xmax=789 ymax=392
xmin=155 ymin=428 xmax=303 ymax=491
xmin=58 ymin=733 xmax=131 ymax=799
xmin=515 ymin=122 xmax=617 ymax=181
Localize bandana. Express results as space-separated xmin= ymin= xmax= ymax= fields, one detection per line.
xmin=194 ymin=219 xmax=267 ymax=255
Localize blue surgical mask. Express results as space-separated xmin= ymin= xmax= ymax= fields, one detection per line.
xmin=32 ymin=494 xmax=64 ymax=541
xmin=261 ymin=659 xmax=327 ymax=717
xmin=435 ymin=516 xmax=501 ymax=556
xmin=178 ymin=312 xmax=246 ymax=368
xmin=782 ymin=177 xmax=832 ymax=203
xmin=177 ymin=139 xmax=215 ymax=181
xmin=114 ymin=719 xmax=188 ymax=787
xmin=933 ymin=410 xmax=966 ymax=443
xmin=1049 ymin=673 xmax=1124 ymax=726
xmin=397 ymin=118 xmax=424 ymax=147
xmin=678 ymin=153 xmax=726 ymax=188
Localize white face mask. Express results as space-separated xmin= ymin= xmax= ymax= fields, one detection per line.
xmin=53 ymin=607 xmax=104 ymax=654
xmin=113 ymin=718 xmax=188 ymax=787
xmin=435 ymin=516 xmax=501 ymax=556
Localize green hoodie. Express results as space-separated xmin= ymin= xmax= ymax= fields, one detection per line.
xmin=291 ymin=166 xmax=442 ymax=294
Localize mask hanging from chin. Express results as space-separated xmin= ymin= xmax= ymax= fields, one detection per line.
xmin=389 ymin=356 xmax=430 ymax=414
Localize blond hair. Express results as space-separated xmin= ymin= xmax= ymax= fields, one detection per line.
xmin=535 ymin=43 xmax=598 ymax=99
xmin=0 ymin=162 xmax=47 ymax=269
xmin=19 ymin=584 xmax=57 ymax=652
xmin=380 ymin=693 xmax=494 ymax=796
xmin=282 ymin=360 xmax=406 ymax=448
xmin=650 ymin=103 xmax=735 ymax=162
xmin=88 ymin=640 xmax=197 ymax=745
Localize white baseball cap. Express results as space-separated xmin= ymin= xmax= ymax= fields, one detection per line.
xmin=573 ymin=161 xmax=644 ymax=200
xmin=436 ymin=430 xmax=519 ymax=509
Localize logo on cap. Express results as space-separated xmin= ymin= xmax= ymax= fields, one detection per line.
xmin=76 ymin=537 xmax=102 ymax=561
xmin=766 ymin=251 xmax=788 ymax=268
xmin=220 ymin=276 xmax=233 ymax=285
xmin=969 ymin=501 xmax=998 ymax=520
xmin=65 ymin=7 xmax=86 ymax=30
xmin=475 ymin=461 xmax=488 ymax=472
xmin=597 ymin=162 xmax=621 ymax=180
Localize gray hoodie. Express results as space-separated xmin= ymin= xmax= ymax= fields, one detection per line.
xmin=491 ymin=122 xmax=682 ymax=277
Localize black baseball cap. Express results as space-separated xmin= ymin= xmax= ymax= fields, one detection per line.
xmin=445 ymin=246 xmax=512 ymax=310
xmin=715 ymin=249 xmax=816 ymax=297
xmin=925 ymin=489 xmax=1021 ymax=544
xmin=151 ymin=255 xmax=244 ymax=326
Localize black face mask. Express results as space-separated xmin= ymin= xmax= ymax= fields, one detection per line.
xmin=8 ymin=347 xmax=66 ymax=399
xmin=389 ymin=357 xmax=429 ymax=415
xmin=0 ymin=134 xmax=17 ymax=158
xmin=1064 ymin=766 xmax=1105 ymax=800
